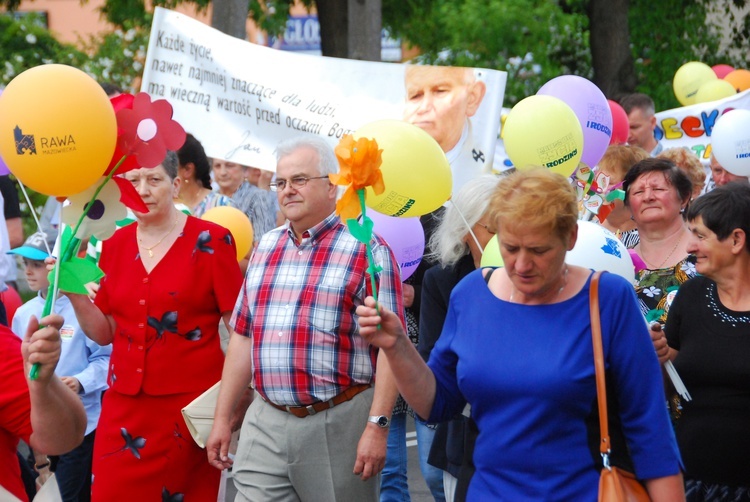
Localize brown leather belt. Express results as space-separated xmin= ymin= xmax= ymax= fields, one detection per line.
xmin=264 ymin=384 xmax=371 ymax=418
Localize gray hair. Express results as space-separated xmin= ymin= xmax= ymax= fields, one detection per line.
xmin=428 ymin=174 xmax=501 ymax=267
xmin=275 ymin=136 xmax=339 ymax=177
xmin=161 ymin=150 xmax=179 ymax=180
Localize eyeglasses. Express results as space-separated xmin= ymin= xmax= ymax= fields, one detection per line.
xmin=270 ymin=175 xmax=330 ymax=192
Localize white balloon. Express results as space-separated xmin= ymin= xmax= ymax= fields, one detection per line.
xmin=711 ymin=109 xmax=750 ymax=177
xmin=566 ymin=221 xmax=635 ymax=284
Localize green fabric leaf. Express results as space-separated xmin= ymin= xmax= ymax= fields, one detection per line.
xmin=347 ymin=216 xmax=374 ymax=244
xmin=49 ymin=258 xmax=104 ymax=294
xmin=645 ymin=309 xmax=665 ymax=323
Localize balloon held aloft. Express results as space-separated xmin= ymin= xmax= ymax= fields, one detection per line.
xmin=0 ymin=64 xmax=117 ymax=196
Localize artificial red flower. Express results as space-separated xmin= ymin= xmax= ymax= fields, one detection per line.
xmin=115 ymin=92 xmax=186 ymax=169
xmin=330 ymin=135 xmax=385 ymax=220
xmin=113 ymin=176 xmax=148 ymax=213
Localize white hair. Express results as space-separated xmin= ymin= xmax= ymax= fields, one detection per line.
xmin=428 ymin=174 xmax=501 ymax=267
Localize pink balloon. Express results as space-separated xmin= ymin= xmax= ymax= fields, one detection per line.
xmin=537 ymin=76 xmax=612 ymax=167
xmin=712 ymin=64 xmax=735 ymax=79
xmin=607 ymin=100 xmax=629 ymax=145
xmin=369 ymin=211 xmax=425 ymax=280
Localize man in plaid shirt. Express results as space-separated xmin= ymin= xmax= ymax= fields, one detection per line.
xmin=207 ymin=136 xmax=404 ymax=501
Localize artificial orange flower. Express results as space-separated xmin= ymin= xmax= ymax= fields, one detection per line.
xmin=330 ymin=135 xmax=385 ymax=220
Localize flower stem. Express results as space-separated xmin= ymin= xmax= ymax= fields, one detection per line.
xmin=30 ymin=157 xmax=125 ymax=380
xmin=357 ymin=189 xmax=379 ymax=307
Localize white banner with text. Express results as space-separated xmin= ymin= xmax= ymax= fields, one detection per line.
xmin=141 ymin=8 xmax=507 ymax=193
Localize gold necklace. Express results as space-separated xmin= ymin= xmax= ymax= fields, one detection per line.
xmin=510 ymin=265 xmax=569 ymax=304
xmin=643 ymin=233 xmax=683 ymax=269
xmin=138 ymin=217 xmax=178 ymax=258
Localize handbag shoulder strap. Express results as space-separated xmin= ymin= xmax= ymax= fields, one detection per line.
xmin=589 ymin=271 xmax=611 ymax=458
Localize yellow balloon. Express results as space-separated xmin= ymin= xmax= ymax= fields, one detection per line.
xmin=201 ymin=206 xmax=253 ymax=261
xmin=354 ymin=120 xmax=452 ymax=218
xmin=480 ymin=235 xmax=504 ymax=268
xmin=503 ymin=95 xmax=583 ymax=178
xmin=673 ymin=61 xmax=717 ymax=106
xmin=695 ymin=79 xmax=737 ymax=103
xmin=0 ymin=65 xmax=117 ymax=196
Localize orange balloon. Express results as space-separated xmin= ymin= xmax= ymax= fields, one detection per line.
xmin=0 ymin=65 xmax=116 ymax=196
xmin=724 ymin=69 xmax=750 ymax=93
xmin=201 ymin=206 xmax=253 ymax=261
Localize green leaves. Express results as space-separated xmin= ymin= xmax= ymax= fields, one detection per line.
xmin=50 ymin=258 xmax=104 ymax=295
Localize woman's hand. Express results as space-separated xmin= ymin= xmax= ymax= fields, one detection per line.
xmin=650 ymin=323 xmax=670 ymax=365
xmin=356 ymin=296 xmax=407 ymax=351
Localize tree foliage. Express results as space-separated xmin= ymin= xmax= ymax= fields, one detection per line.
xmin=382 ymin=0 xmax=591 ymax=105
xmin=628 ymin=0 xmax=718 ymax=110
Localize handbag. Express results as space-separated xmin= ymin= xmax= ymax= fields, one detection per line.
xmin=181 ymin=381 xmax=240 ymax=452
xmin=589 ymin=271 xmax=651 ymax=502
xmin=181 ymin=381 xmax=220 ymax=448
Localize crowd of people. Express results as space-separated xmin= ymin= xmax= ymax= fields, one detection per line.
xmin=1 ymin=83 xmax=749 ymax=502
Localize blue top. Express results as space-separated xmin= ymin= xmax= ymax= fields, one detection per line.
xmin=427 ymin=270 xmax=681 ymax=500
xmin=12 ymin=293 xmax=111 ymax=436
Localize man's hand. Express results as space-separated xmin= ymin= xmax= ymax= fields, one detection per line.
xmin=35 ymin=463 xmax=54 ymax=489
xmin=352 ymin=423 xmax=388 ymax=480
xmin=206 ymin=419 xmax=234 ymax=471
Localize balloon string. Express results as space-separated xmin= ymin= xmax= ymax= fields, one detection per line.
xmin=29 ymin=157 xmax=125 ymax=380
xmin=452 ymin=202 xmax=485 ymax=254
xmin=17 ymin=181 xmax=53 ymax=256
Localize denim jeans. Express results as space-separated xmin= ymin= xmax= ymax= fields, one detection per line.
xmin=380 ymin=413 xmax=410 ymax=502
xmin=52 ymin=429 xmax=95 ymax=501
xmin=416 ymin=420 xmax=446 ymax=502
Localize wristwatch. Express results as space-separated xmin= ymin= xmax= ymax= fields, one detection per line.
xmin=367 ymin=415 xmax=390 ymax=428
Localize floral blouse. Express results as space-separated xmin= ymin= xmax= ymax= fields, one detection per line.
xmin=634 ymin=255 xmax=697 ymax=325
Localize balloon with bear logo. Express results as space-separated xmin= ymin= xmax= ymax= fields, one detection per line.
xmin=0 ymin=64 xmax=117 ymax=196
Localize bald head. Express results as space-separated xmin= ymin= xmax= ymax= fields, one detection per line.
xmin=403 ymin=66 xmax=486 ymax=152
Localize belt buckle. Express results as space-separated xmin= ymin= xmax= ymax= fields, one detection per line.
xmin=305 ymin=404 xmax=317 ymax=416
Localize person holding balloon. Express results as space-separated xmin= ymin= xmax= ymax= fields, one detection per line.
xmin=623 ymin=158 xmax=696 ymax=326
xmin=65 ymin=151 xmax=243 ymax=500
xmin=418 ymin=174 xmax=500 ymax=502
xmin=177 ymin=133 xmax=236 ymax=218
xmin=357 ymin=168 xmax=684 ymax=500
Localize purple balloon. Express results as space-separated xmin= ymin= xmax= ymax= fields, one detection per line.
xmin=369 ymin=211 xmax=425 ymax=281
xmin=537 ymin=76 xmax=612 ymax=167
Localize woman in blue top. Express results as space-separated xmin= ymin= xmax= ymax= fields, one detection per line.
xmin=357 ymin=168 xmax=684 ymax=500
